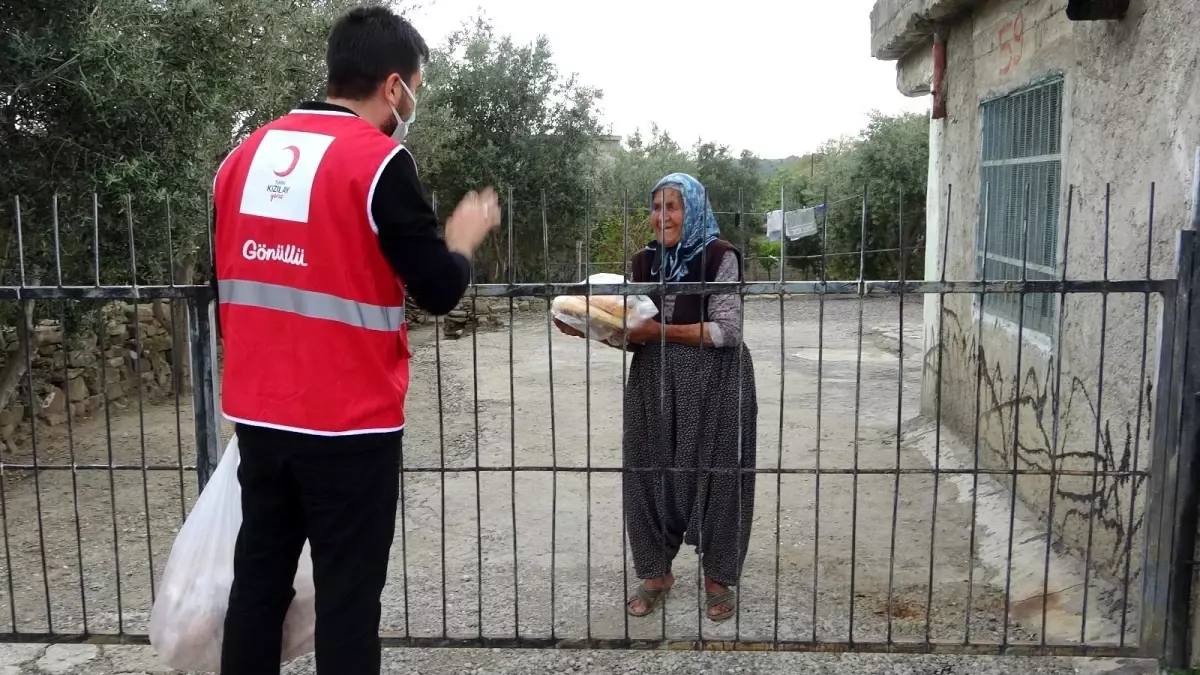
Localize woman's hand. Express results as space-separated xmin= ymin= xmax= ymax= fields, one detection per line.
xmin=553 ymin=317 xmax=586 ymax=338
xmin=625 ymin=319 xmax=664 ymax=344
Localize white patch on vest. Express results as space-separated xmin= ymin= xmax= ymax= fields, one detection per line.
xmin=242 ymin=239 xmax=308 ymax=267
xmin=239 ymin=129 xmax=334 ymax=223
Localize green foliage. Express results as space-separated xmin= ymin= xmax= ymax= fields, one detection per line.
xmin=755 ymin=239 xmax=780 ymax=278
xmin=587 ymin=129 xmax=765 ymax=274
xmin=406 ymin=18 xmax=604 ymax=282
xmin=2 ymin=0 xmax=357 ymax=292
xmin=748 ymin=111 xmax=930 ymax=280
xmin=584 ymin=112 xmax=929 ymax=282
xmin=815 ymin=111 xmax=929 ymax=280
xmin=3 ymin=3 xmax=930 ymax=294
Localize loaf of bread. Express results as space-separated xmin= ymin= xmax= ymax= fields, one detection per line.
xmin=554 ymin=295 xmax=629 ymax=331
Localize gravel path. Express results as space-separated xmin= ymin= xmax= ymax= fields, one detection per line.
xmin=0 ymin=643 xmax=1161 ymax=675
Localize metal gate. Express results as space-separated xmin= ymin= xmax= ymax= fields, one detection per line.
xmin=0 ymin=183 xmax=1196 ymax=667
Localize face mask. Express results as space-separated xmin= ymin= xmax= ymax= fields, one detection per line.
xmin=390 ymin=78 xmax=418 ymax=143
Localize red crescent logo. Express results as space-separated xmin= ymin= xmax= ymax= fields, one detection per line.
xmin=273 ymin=145 xmax=301 ymax=177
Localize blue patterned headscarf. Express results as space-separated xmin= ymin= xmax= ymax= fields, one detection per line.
xmin=647 ymin=172 xmax=721 ymax=281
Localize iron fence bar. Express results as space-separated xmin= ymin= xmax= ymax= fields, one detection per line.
xmin=967 ymin=182 xmax=992 ymax=644
xmin=1120 ymin=183 xmax=1155 ymax=646
xmin=541 ymin=189 xmax=560 ymax=641
xmin=1041 ymin=184 xmax=1073 ymax=646
xmin=1 ymin=464 xmax=197 ymax=472
xmin=0 ymin=461 xmax=13 ymax=633
xmin=206 ymin=186 xmax=216 ymax=285
xmin=1140 ymin=228 xmax=1193 ymax=661
xmin=507 ymin=187 xmax=518 ymax=640
xmin=848 ymin=184 xmax=868 ymax=644
xmin=1164 ymin=222 xmax=1200 ymax=664
xmin=188 ymin=295 xmax=220 ymax=489
xmin=0 ymin=280 xmax=1172 ymax=301
xmin=0 ymin=286 xmax=215 ymax=300
xmin=772 ymin=184 xmax=787 ymax=646
xmin=885 ymin=184 xmax=906 ymax=645
xmin=88 ymin=194 xmax=124 ymax=632
xmin=470 ymin=245 xmax=483 ymax=639
xmin=584 ymin=187 xmax=594 ymax=644
xmin=1001 ymin=183 xmax=1032 ymax=647
xmin=811 ymin=186 xmax=829 ymax=644
xmin=398 ymin=431 xmax=411 ymax=638
xmin=0 ymin=630 xmax=1145 ymax=657
xmin=1080 ymin=184 xmax=1113 ymax=643
xmin=0 ymin=464 xmax=1152 ymax=477
xmin=96 ymin=299 xmax=125 ymax=634
xmin=735 ymin=186 xmax=749 ymax=642
xmin=926 ymin=184 xmax=953 ymax=645
xmin=60 ymin=299 xmax=89 ymax=634
xmin=166 ymin=196 xmax=189 ymax=527
xmin=51 ymin=195 xmax=91 ymax=635
xmin=432 ymin=191 xmax=449 ymax=639
xmin=126 ymin=195 xmax=158 ymax=603
xmin=748 ymin=245 xmax=927 ymax=262
xmin=51 ymin=195 xmax=63 ymax=286
xmin=92 ymin=194 xmax=101 ymax=287
xmin=657 ymin=186 xmax=668 ymax=644
xmin=15 ymin=195 xmax=55 ymax=633
xmin=620 ymin=190 xmax=631 ymax=643
xmin=694 ymin=181 xmax=708 ymax=642
xmin=452 ymin=280 xmax=1174 ymax=298
xmin=434 ymin=309 xmax=449 ymax=637
xmin=1170 ymin=154 xmax=1200 ymax=663
xmin=1 ymin=200 xmax=20 ymax=632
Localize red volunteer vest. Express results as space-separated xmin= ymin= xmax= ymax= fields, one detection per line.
xmin=214 ymin=108 xmax=411 ymax=435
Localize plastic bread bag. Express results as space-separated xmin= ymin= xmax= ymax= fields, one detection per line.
xmin=551 ymin=273 xmax=658 ymax=343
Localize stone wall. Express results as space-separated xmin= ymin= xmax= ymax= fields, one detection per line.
xmin=408 ymin=296 xmax=550 ymax=340
xmin=0 ymin=296 xmax=550 ymax=451
xmin=0 ymin=302 xmax=187 ymax=451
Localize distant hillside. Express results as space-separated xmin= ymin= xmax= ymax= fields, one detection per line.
xmin=758 ymin=154 xmax=820 ymax=177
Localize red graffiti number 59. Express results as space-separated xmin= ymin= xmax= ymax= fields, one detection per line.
xmin=998 ymin=11 xmax=1025 ymax=76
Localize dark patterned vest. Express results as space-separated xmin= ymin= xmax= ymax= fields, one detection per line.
xmin=630 ymin=239 xmax=742 ymax=325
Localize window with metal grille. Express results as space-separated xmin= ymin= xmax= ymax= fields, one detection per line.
xmin=976 ymin=77 xmax=1064 ymax=337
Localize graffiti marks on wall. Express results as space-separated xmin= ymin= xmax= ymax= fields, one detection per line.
xmin=923 ymin=305 xmax=1148 ymax=575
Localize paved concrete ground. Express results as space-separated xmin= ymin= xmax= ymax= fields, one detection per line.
xmin=0 ymin=643 xmax=1163 ymax=674
xmin=0 ymin=297 xmax=1149 ymax=671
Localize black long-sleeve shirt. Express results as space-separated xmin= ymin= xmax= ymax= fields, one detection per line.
xmin=214 ymin=101 xmax=471 ymax=330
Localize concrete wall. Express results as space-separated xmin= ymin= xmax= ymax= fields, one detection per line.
xmin=905 ymin=0 xmax=1200 ymax=593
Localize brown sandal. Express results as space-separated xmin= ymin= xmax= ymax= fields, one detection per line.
xmin=706 ymin=588 xmax=737 ymax=622
xmin=626 ymin=583 xmax=672 ymax=617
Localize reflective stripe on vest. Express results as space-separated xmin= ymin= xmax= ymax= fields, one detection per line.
xmin=218 ymin=279 xmax=404 ymax=332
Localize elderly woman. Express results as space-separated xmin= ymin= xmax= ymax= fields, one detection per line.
xmin=559 ymin=173 xmax=757 ymax=622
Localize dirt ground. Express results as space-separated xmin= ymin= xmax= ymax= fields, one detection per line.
xmin=0 ymin=296 xmax=1132 ymax=654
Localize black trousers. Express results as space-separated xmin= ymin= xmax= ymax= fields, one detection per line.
xmin=220 ymin=423 xmax=401 ymax=675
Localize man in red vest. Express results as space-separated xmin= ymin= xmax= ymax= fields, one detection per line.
xmin=212 ymin=6 xmax=499 ymax=673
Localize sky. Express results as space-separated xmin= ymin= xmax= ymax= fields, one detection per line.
xmin=405 ymin=0 xmax=931 ymax=159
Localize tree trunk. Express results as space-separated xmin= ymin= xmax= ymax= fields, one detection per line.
xmin=0 ymin=300 xmax=37 ymax=413
xmin=149 ymin=255 xmax=197 ymax=396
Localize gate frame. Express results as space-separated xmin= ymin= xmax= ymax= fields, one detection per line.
xmin=1141 ymin=150 xmax=1200 ymax=668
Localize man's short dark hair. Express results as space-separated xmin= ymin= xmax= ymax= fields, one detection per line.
xmin=326 ymin=5 xmax=429 ymax=100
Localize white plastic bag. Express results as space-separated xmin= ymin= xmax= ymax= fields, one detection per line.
xmin=149 ymin=435 xmax=315 ymax=671
xmin=551 ymin=272 xmax=658 ymax=343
